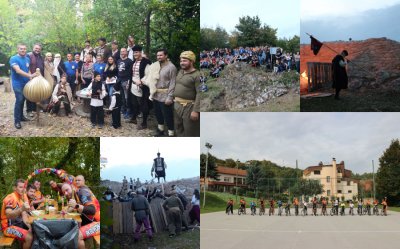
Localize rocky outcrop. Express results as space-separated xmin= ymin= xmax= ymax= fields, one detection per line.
xmin=300 ymin=38 xmax=400 ymax=92
xmin=204 ymin=62 xmax=299 ymax=111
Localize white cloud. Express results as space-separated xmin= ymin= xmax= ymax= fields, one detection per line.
xmin=201 ymin=0 xmax=299 ymax=38
xmin=200 ymin=113 xmax=400 ymax=173
xmin=100 ymin=137 xmax=200 ymax=169
xmin=301 ymin=0 xmax=400 ymax=20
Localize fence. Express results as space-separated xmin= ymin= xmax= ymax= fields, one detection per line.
xmin=306 ymin=62 xmax=332 ymax=92
xmin=112 ymin=197 xmax=191 ymax=234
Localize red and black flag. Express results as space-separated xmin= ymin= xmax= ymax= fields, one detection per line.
xmin=310 ymin=36 xmax=323 ymax=55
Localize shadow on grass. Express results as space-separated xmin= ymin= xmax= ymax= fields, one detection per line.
xmin=301 ymin=89 xmax=400 ymax=112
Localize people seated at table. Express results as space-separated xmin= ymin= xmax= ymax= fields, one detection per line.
xmin=32 ymin=180 xmax=45 ymax=207
xmin=1 ymin=179 xmax=33 ymax=249
xmin=62 ymin=182 xmax=100 ymax=249
xmin=49 ymin=179 xmax=64 ymax=196
xmin=26 ymin=184 xmax=43 ymax=210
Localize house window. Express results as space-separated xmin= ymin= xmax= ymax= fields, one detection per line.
xmin=348 ymin=190 xmax=352 ymax=193
xmin=224 ymin=177 xmax=230 ymax=182
xmin=242 ymin=178 xmax=246 ymax=185
xmin=338 ymin=190 xmax=342 ymax=194
xmin=337 ymin=179 xmax=341 ymax=183
xmin=347 ymin=181 xmax=351 ymax=186
xmin=327 ymin=190 xmax=331 ymax=196
xmin=327 ymin=176 xmax=330 ymax=183
xmin=314 ymin=170 xmax=320 ymax=175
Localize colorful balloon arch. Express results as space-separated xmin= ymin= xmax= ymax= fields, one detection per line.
xmin=24 ymin=168 xmax=76 ymax=188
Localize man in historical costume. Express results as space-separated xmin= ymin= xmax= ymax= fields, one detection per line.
xmin=173 ymin=51 xmax=200 ymax=137
xmin=144 ymin=48 xmax=177 ymax=137
xmin=151 ymin=152 xmax=167 ymax=183
xmin=62 ymin=182 xmax=100 ymax=249
xmin=128 ymin=45 xmax=152 ymax=130
xmin=1 ymin=179 xmax=33 ymax=249
xmin=51 ymin=74 xmax=73 ymax=117
xmin=162 ymin=190 xmax=184 ymax=238
xmin=332 ymin=50 xmax=349 ymax=100
xmin=131 ymin=190 xmax=153 ymax=242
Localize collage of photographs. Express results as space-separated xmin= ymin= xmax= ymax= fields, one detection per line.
xmin=0 ymin=0 xmax=399 ymax=249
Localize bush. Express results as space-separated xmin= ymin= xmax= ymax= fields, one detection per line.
xmin=246 ymin=191 xmax=255 ymax=198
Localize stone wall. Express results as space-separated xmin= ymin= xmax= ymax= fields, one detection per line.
xmin=300 ymin=38 xmax=400 ymax=92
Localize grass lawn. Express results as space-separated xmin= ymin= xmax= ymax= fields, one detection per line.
xmin=101 ymin=229 xmax=200 ymax=249
xmin=200 ymin=191 xmax=400 ymax=214
xmin=200 ymin=191 xmax=258 ymax=214
xmin=301 ymin=89 xmax=400 ymax=112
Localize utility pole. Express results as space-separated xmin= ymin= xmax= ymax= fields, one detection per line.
xmin=236 ymin=160 xmax=239 ymax=203
xmin=203 ymin=142 xmax=212 ymax=208
xmin=372 ymin=160 xmax=376 ymax=201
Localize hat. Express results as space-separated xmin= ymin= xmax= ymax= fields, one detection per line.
xmin=45 ymin=52 xmax=52 ymax=57
xmin=180 ymin=51 xmax=196 ymax=62
xmin=132 ymin=45 xmax=142 ymax=52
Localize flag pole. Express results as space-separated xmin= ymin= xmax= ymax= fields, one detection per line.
xmin=306 ymin=33 xmax=373 ymax=76
xmin=306 ymin=33 xmax=341 ymax=55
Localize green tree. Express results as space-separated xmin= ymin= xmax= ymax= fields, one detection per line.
xmin=376 ymin=139 xmax=400 ymax=205
xmin=200 ymin=153 xmax=220 ymax=181
xmin=0 ymin=138 xmax=101 ymax=199
xmin=235 ymin=16 xmax=277 ymax=47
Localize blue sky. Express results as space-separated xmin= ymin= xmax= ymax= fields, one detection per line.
xmin=200 ymin=113 xmax=400 ymax=174
xmin=100 ymin=137 xmax=199 ymax=182
xmin=201 ymin=0 xmax=300 ymax=38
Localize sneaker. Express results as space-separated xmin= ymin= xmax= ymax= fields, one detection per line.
xmin=154 ymin=129 xmax=164 ymax=137
xmin=169 ymin=234 xmax=175 ymax=238
xmin=91 ymin=124 xmax=96 ymax=128
xmin=14 ymin=122 xmax=22 ymax=129
xmin=98 ymin=125 xmax=103 ymax=129
xmin=28 ymin=112 xmax=34 ymax=117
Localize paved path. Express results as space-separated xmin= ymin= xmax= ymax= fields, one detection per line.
xmin=201 ymin=208 xmax=400 ymax=249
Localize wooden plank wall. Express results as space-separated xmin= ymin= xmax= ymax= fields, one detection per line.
xmin=112 ymin=197 xmax=191 ymax=234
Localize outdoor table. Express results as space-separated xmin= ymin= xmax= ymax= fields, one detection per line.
xmin=28 ymin=210 xmax=82 ymax=225
xmin=75 ymin=89 xmax=91 ymax=117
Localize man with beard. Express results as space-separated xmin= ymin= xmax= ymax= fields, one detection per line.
xmin=146 ymin=48 xmax=177 ymax=137
xmin=332 ymin=50 xmax=349 ymax=100
xmin=1 ymin=179 xmax=33 ymax=249
xmin=26 ymin=43 xmax=45 ymax=116
xmin=62 ymin=182 xmax=100 ymax=249
xmin=173 ymin=51 xmax=200 ymax=137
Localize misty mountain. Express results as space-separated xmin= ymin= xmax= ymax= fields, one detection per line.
xmin=301 ymin=4 xmax=400 ymax=43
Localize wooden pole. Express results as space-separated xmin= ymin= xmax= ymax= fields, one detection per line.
xmin=4 ymin=78 xmax=11 ymax=93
